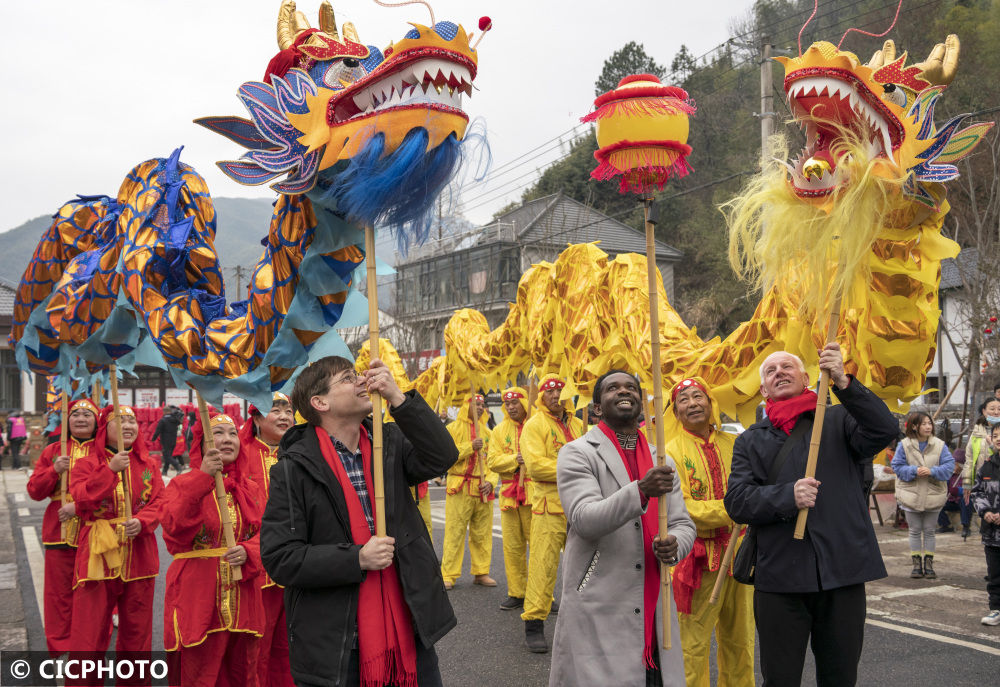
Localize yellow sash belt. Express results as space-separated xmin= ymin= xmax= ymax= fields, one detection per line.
xmin=173 ymin=547 xmax=229 ymax=560
xmin=86 ymin=517 xmax=126 ymax=580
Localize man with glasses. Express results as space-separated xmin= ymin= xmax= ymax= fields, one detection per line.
xmin=261 ymin=356 xmax=459 ymax=687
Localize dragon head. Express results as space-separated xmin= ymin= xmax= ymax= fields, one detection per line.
xmin=198 ymin=0 xmax=486 ymax=240
xmin=777 ymin=35 xmax=992 ymax=209
xmin=726 ymin=34 xmax=993 ymax=318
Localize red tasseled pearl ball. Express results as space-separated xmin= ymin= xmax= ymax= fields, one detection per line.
xmin=479 ymin=16 xmax=492 ymax=31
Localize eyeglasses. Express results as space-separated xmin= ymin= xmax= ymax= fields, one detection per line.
xmin=330 ymin=371 xmax=360 ymax=389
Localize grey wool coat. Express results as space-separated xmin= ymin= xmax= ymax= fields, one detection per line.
xmin=550 ymin=427 xmax=696 ymax=687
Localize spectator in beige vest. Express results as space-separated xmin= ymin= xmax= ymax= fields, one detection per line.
xmin=891 ymin=412 xmax=955 ymax=580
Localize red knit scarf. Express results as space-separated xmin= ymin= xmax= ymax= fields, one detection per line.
xmin=766 ymin=389 xmax=819 ymax=435
xmin=598 ymin=421 xmax=660 ymax=669
xmin=316 ymin=427 xmax=418 ymax=687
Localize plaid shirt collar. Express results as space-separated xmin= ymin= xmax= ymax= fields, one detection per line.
xmin=329 ymin=426 xmax=374 ymax=533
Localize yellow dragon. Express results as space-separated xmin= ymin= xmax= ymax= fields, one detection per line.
xmin=372 ymin=35 xmax=992 ymax=424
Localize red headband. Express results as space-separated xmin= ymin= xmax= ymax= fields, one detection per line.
xmin=68 ymin=399 xmax=99 ymax=416
xmin=249 ymin=391 xmax=291 ymax=417
xmin=539 ymin=378 xmax=565 ymax=391
xmin=502 ymin=390 xmax=525 ymax=401
xmin=471 ymin=394 xmax=485 ymax=403
xmin=671 ymin=378 xmax=708 ymax=402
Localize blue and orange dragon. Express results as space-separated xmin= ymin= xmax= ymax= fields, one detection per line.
xmin=9 ymin=0 xmax=488 ymax=409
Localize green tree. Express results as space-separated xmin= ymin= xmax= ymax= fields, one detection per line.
xmin=669 ymin=44 xmax=697 ymax=82
xmin=594 ymin=41 xmax=665 ymax=96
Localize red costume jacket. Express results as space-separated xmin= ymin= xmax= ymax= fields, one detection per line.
xmin=27 ymin=437 xmax=95 ymax=547
xmin=69 ymin=447 xmax=164 ymax=586
xmin=160 ymin=469 xmax=265 ymax=650
xmin=243 ymin=434 xmax=280 ymax=590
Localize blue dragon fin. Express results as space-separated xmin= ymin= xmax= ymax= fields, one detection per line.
xmin=195 ymin=116 xmax=277 ymax=151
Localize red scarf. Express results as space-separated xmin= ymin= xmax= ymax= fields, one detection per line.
xmin=598 ymin=421 xmax=660 ymax=669
xmin=315 ymin=427 xmax=418 ymax=687
xmin=500 ymin=423 xmax=529 ymax=505
xmin=766 ymin=389 xmax=819 ymax=435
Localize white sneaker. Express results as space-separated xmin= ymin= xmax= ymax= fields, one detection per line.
xmin=982 ymin=610 xmax=1000 ymax=626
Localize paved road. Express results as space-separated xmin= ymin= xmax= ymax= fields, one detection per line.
xmin=5 ymin=471 xmax=999 ymax=686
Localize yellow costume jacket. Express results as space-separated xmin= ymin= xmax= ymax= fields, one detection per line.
xmin=666 ymin=427 xmax=739 ymax=571
xmin=445 ymin=409 xmax=497 ymax=497
xmin=521 ymin=408 xmax=584 ymax=515
xmin=488 ymin=416 xmax=533 ymax=510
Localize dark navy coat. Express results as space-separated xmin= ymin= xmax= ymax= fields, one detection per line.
xmin=724 ymin=378 xmax=897 ymax=593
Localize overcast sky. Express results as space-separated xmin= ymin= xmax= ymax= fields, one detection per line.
xmin=1 ymin=0 xmax=755 ymax=231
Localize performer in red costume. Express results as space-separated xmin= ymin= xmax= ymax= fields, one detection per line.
xmin=68 ymin=405 xmax=164 ymax=684
xmin=160 ymin=412 xmax=265 ymax=687
xmin=26 ymin=398 xmax=99 ymax=657
xmin=241 ymin=393 xmax=294 ymax=687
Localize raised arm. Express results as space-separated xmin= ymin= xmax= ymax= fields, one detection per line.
xmin=724 ymin=433 xmax=798 ymax=526
xmin=558 ymin=441 xmax=645 ymax=541
xmin=832 ymin=378 xmax=899 ymax=460
xmin=390 ymin=391 xmax=460 ymax=484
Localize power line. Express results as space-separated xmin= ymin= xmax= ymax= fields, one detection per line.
xmin=457 ymin=0 xmax=948 ymax=219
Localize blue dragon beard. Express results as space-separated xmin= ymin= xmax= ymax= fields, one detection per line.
xmin=312 ymin=127 xmax=467 ymax=254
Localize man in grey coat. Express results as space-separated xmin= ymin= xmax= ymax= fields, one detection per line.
xmin=550 ymin=369 xmax=696 ymax=687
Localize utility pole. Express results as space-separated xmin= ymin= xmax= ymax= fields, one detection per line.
xmin=760 ymin=35 xmax=775 ymax=162
xmin=234 ymin=265 xmax=244 ymax=294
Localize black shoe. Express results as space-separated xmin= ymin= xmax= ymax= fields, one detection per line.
xmin=962 ymin=525 xmax=971 ymax=540
xmin=499 ymin=596 xmax=523 ymax=611
xmin=910 ymin=555 xmax=924 ymax=579
xmin=549 ymin=599 xmax=559 ymax=615
xmin=923 ymin=555 xmax=936 ymax=580
xmin=936 ymin=525 xmax=955 ymax=533
xmin=525 ymin=620 xmax=548 ymax=653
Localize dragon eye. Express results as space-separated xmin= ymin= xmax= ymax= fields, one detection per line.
xmin=322 ymin=59 xmax=366 ymax=89
xmin=882 ymin=83 xmax=906 ymax=107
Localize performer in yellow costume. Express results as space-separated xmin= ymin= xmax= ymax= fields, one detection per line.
xmin=666 ymin=378 xmax=754 ymax=687
xmin=487 ymin=387 xmax=533 ymax=611
xmin=520 ymin=375 xmax=584 ymax=653
xmin=441 ymin=394 xmax=497 ymax=589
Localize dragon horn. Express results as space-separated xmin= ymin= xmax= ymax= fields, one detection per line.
xmin=867 ymin=39 xmax=896 ymax=70
xmin=342 ymin=21 xmax=361 ymax=44
xmin=291 ymin=8 xmax=312 ymax=34
xmin=277 ymin=0 xmax=297 ymax=50
xmin=319 ymin=1 xmax=341 ymax=41
xmin=914 ymin=34 xmax=960 ymax=86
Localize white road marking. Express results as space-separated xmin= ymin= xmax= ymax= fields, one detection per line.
xmin=870 ymin=585 xmax=959 ymax=600
xmin=17 ymin=507 xmax=29 ymax=517
xmin=866 ymin=618 xmax=1000 ymax=656
xmin=13 ymin=492 xmax=25 ymax=503
xmin=21 ymin=526 xmax=46 ymax=623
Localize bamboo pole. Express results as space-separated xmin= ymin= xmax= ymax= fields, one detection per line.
xmin=470 ymin=389 xmax=487 ymax=504
xmin=59 ymin=391 xmax=69 ymax=540
xmin=643 ymin=198 xmax=671 ymax=650
xmin=709 ymin=526 xmax=741 ymax=604
xmin=517 ymin=379 xmax=538 ymax=495
xmin=366 ymin=226 xmax=387 ymax=537
xmin=108 ymin=364 xmax=132 ymax=521
xmin=92 ymin=379 xmax=102 ymax=406
xmin=196 ymin=393 xmax=242 ymax=581
xmin=931 ymin=369 xmax=966 ymax=422
xmin=793 ymin=296 xmax=843 ymax=539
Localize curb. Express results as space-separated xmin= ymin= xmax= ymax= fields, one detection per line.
xmin=0 ymin=470 xmax=29 ymax=650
